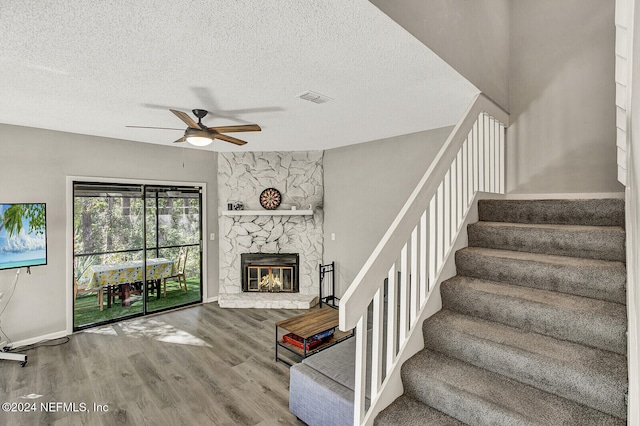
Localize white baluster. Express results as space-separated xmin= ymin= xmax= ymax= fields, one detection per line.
xmin=462 ymin=138 xmax=469 ymax=212
xmin=489 ymin=117 xmax=496 ymax=192
xmin=419 ymin=210 xmax=428 ymax=307
xmin=479 ymin=114 xmax=484 ymax=191
xmin=450 ymin=159 xmax=458 ymax=243
xmin=354 ymin=312 xmax=368 ymax=425
xmin=484 ymin=113 xmax=491 ymax=191
xmin=386 ymin=263 xmax=397 ymax=373
xmin=499 ymin=123 xmax=505 ymax=193
xmin=428 ymin=196 xmax=437 ymax=290
xmin=371 ymin=287 xmax=384 ymax=397
xmin=457 ymin=148 xmax=464 ymax=224
xmin=444 ymin=170 xmax=451 ymax=249
xmin=400 ymin=243 xmax=409 ymax=340
xmin=436 ymin=183 xmax=444 ymax=269
xmin=410 ymin=226 xmax=418 ymax=325
xmin=494 ymin=120 xmax=500 ymax=193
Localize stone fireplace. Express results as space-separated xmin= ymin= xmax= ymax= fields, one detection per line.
xmin=241 ymin=253 xmax=299 ymax=293
xmin=217 ymin=151 xmax=323 ymax=309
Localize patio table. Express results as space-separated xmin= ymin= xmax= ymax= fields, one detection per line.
xmin=79 ymin=258 xmax=174 ymax=307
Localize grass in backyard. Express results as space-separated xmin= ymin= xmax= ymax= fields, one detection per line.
xmin=74 ymin=277 xmax=202 ymax=329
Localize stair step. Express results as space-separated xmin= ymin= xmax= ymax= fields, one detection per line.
xmin=440 ymin=276 xmax=627 ymax=355
xmin=478 ymin=199 xmax=625 ymax=227
xmin=467 ymin=221 xmax=626 ymax=262
xmin=401 ymin=349 xmax=625 ymax=425
xmin=374 ymin=395 xmax=463 ymax=426
xmin=423 ymin=310 xmax=628 ymax=418
xmin=374 ymin=198 xmax=629 ymax=425
xmin=455 ymin=247 xmax=627 ymax=304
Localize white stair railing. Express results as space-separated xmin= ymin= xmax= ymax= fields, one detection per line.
xmin=618 ymin=0 xmax=639 ymax=422
xmin=339 ymin=93 xmax=509 ymax=425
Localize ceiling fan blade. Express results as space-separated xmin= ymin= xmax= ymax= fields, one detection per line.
xmin=173 ymin=136 xmax=186 ymax=143
xmin=214 ymin=133 xmax=248 ymax=146
xmin=207 ymin=124 xmax=261 ymax=133
xmin=126 ymin=125 xmax=184 ymax=130
xmin=170 ymin=109 xmax=199 ymax=128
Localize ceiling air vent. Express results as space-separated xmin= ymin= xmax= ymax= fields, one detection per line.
xmin=298 ymin=90 xmax=332 ymax=104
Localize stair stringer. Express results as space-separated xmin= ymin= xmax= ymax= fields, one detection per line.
xmin=364 ymin=191 xmax=501 ymax=425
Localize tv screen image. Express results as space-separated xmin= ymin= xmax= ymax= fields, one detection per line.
xmin=0 ymin=203 xmax=47 ymax=271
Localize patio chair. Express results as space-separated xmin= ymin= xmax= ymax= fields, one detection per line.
xmin=163 ymin=248 xmax=189 ymax=297
xmin=73 ymin=278 xmax=104 ymax=311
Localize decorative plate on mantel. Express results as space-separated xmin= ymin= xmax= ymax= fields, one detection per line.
xmin=260 ymin=188 xmax=282 ymax=210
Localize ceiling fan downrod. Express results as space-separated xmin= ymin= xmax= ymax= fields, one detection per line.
xmin=192 ymin=109 xmax=208 ymax=126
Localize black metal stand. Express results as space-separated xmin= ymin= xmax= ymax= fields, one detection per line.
xmin=319 ymin=262 xmax=338 ymax=309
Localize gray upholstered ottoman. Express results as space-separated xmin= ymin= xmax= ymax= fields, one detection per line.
xmin=289 ymin=334 xmax=371 ymax=425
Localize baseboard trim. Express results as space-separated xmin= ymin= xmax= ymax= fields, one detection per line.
xmin=8 ymin=330 xmax=69 ymax=351
xmin=504 ymin=192 xmax=625 ymax=200
xmin=10 ymin=298 xmax=221 ymax=351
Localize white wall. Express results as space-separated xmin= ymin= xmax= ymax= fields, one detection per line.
xmin=369 ymin=0 xmax=510 ymax=111
xmin=0 ymin=124 xmax=218 ymax=343
xmin=323 ymin=126 xmax=452 ymax=295
xmin=507 ymin=0 xmax=624 ymax=194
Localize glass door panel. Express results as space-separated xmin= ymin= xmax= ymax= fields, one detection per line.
xmin=145 ymin=186 xmax=202 ymax=313
xmin=73 ymin=183 xmax=145 ymax=329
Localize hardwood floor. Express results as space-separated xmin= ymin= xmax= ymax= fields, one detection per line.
xmin=0 ymin=303 xmax=307 ymax=425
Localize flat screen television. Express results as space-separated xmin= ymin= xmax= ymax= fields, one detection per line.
xmin=0 ymin=203 xmax=47 ymax=271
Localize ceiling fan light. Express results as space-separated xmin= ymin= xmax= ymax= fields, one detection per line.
xmin=186 ymin=136 xmax=213 ymax=146
xmin=185 ymin=128 xmax=213 ymax=146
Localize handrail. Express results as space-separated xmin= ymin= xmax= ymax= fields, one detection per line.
xmin=338 ymin=93 xmax=509 ymax=425
xmin=339 ymin=93 xmax=508 ymax=331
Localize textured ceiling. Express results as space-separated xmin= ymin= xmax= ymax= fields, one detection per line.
xmin=0 ymin=0 xmax=478 ymax=152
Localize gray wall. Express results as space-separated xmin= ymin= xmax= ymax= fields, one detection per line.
xmin=507 ymin=0 xmax=624 ymax=194
xmin=372 ymin=0 xmax=622 ymax=195
xmin=370 ymin=0 xmax=510 ymax=111
xmin=0 ymin=124 xmax=218 ymax=342
xmin=323 ymin=126 xmax=453 ymax=295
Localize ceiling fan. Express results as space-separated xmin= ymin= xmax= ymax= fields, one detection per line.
xmin=127 ymin=109 xmax=261 ymax=147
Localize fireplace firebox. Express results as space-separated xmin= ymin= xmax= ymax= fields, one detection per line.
xmin=241 ymin=253 xmax=299 ymax=293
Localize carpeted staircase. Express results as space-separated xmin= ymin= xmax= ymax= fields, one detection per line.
xmin=376 ymin=199 xmax=628 ymax=425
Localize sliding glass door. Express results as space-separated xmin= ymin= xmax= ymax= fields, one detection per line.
xmin=72 ymin=182 xmax=202 ymax=330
